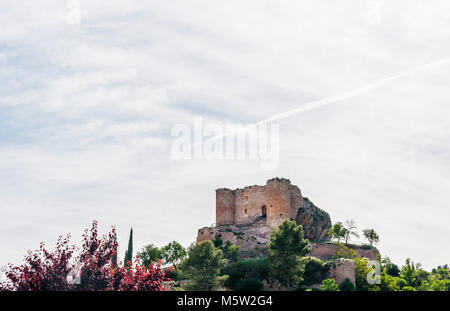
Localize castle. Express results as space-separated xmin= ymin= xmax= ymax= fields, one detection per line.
xmin=196 ymin=178 xmax=380 ymax=286
xmin=198 ymin=178 xmax=333 ymax=246
xmin=216 ymin=178 xmax=303 ymax=228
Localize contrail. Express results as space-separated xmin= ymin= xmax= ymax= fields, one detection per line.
xmin=202 ymin=57 xmax=450 ymax=145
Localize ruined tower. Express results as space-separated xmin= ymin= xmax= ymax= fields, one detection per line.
xmin=215 ymin=178 xmax=303 ymax=228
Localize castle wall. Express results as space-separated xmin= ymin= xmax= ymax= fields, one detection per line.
xmin=216 ymin=189 xmax=235 ymax=225
xmin=234 ymin=186 xmax=266 ymax=225
xmin=289 ymin=185 xmax=303 ymax=220
xmin=216 ymin=178 xmax=304 ymax=228
xmin=265 ymin=179 xmax=292 ymax=227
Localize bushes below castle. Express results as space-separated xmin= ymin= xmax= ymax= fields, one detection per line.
xmin=220 ymin=258 xmax=269 ymax=291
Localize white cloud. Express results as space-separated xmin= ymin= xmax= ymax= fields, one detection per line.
xmin=0 ymin=0 xmax=449 ymax=271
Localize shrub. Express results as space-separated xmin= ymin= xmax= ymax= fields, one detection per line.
xmin=0 ymin=221 xmax=170 ymax=291
xmin=221 ymin=258 xmax=269 ymax=290
xmin=339 ymin=278 xmax=356 ymax=291
xmin=302 ymin=257 xmax=330 ymax=286
xmin=321 ymin=279 xmax=339 ymax=291
xmin=238 ymin=277 xmax=264 ymax=291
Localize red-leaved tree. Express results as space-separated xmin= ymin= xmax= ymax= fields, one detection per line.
xmin=0 ymin=221 xmax=170 ymax=291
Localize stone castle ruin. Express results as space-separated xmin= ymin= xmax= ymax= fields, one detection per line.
xmin=198 ymin=178 xmax=332 ymax=249
xmin=196 ymin=178 xmax=380 ymax=286
xmin=215 ymin=178 xmax=331 ymax=240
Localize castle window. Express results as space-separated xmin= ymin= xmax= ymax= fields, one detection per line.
xmin=244 ymin=195 xmax=248 ymax=201
xmin=244 ymin=209 xmax=248 ymax=214
xmin=261 ymin=205 xmax=267 ymax=217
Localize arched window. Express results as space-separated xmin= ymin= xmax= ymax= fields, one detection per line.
xmin=261 ymin=205 xmax=267 ymax=217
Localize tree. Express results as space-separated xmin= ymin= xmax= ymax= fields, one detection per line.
xmin=266 ymin=220 xmax=311 ymax=290
xmin=112 ymin=231 xmax=118 ymax=268
xmin=321 ymin=279 xmax=339 ymax=291
xmin=123 ymin=228 xmax=133 ymax=267
xmin=362 ymin=228 xmax=379 ymax=246
xmin=137 ymin=244 xmax=162 ymax=268
xmin=382 ymin=257 xmax=400 ymax=277
xmin=343 ymin=220 xmax=359 ymax=244
xmin=0 ymin=221 xmax=170 ymax=291
xmin=354 ymin=256 xmax=380 ymax=291
xmin=400 ymin=258 xmax=421 ymax=287
xmin=339 ymin=278 xmax=356 ymax=291
xmin=161 ymin=241 xmax=187 ymax=270
xmin=328 ymin=222 xmax=346 ymax=243
xmin=219 ymin=240 xmax=240 ymax=263
xmin=0 ymin=234 xmax=74 ymax=291
xmin=213 ymin=234 xmax=223 ymax=248
xmin=182 ymin=240 xmax=227 ymax=290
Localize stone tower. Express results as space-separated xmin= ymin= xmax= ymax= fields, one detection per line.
xmin=215 ymin=178 xmax=303 ymax=228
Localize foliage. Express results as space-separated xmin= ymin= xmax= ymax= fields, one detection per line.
xmin=339 ymin=278 xmax=356 ymax=291
xmin=0 ymin=234 xmax=74 ymax=291
xmin=266 ymin=220 xmax=311 ymax=290
xmin=335 ymin=245 xmax=357 ymax=259
xmin=213 ymin=234 xmax=223 ymax=248
xmin=382 ymin=257 xmax=400 ymax=277
xmin=321 ymin=279 xmax=339 ymax=291
xmin=123 ymin=228 xmax=133 ymax=268
xmin=161 ymin=241 xmax=187 ymax=269
xmin=343 ymin=220 xmax=359 ymax=245
xmin=182 ymin=240 xmax=227 ymax=290
xmin=354 ymin=257 xmax=379 ymax=291
xmin=362 ymin=228 xmax=379 ymax=246
xmin=401 ymin=286 xmax=417 ymax=291
xmin=302 ymin=257 xmax=330 ymax=286
xmin=0 ymin=221 xmax=170 ymax=291
xmin=328 ymin=222 xmax=346 ymax=243
xmin=400 ymin=258 xmax=422 ymax=287
xmin=222 ymin=241 xmax=240 ymax=263
xmin=238 ymin=277 xmax=264 ymax=291
xmin=109 ymin=259 xmax=170 ymax=291
xmin=221 ymin=258 xmax=269 ymax=290
xmin=137 ymin=244 xmax=162 ymax=268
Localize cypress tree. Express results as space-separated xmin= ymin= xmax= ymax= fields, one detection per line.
xmin=112 ymin=231 xmax=118 ymax=268
xmin=124 ymin=228 xmax=133 ymax=267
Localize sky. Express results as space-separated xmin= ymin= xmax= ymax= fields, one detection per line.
xmin=0 ymin=0 xmax=449 ymax=271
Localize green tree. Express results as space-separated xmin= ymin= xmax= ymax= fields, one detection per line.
xmin=223 ymin=242 xmax=240 ymax=263
xmin=161 ymin=241 xmax=187 ymax=269
xmin=328 ymin=222 xmax=346 ymax=243
xmin=266 ymin=220 xmax=311 ymax=290
xmin=362 ymin=228 xmax=379 ymax=246
xmin=339 ymin=278 xmax=356 ymax=291
xmin=213 ymin=234 xmax=223 ymax=248
xmin=343 ymin=220 xmax=359 ymax=245
xmin=354 ymin=257 xmax=380 ymax=291
xmin=400 ymin=258 xmax=421 ymax=287
xmin=382 ymin=256 xmax=400 ymax=277
xmin=123 ymin=228 xmax=133 ymax=267
xmin=321 ymin=279 xmax=339 ymax=291
xmin=182 ymin=240 xmax=228 ymax=290
xmin=137 ymin=244 xmax=162 ymax=268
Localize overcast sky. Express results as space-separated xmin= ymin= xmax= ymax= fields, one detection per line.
xmin=1 ymin=0 xmax=449 ymax=271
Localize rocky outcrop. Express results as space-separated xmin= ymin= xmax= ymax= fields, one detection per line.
xmin=295 ymin=197 xmax=332 ymax=241
xmin=310 ymin=242 xmax=380 ymax=260
xmin=197 ymin=222 xmax=270 ymax=252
